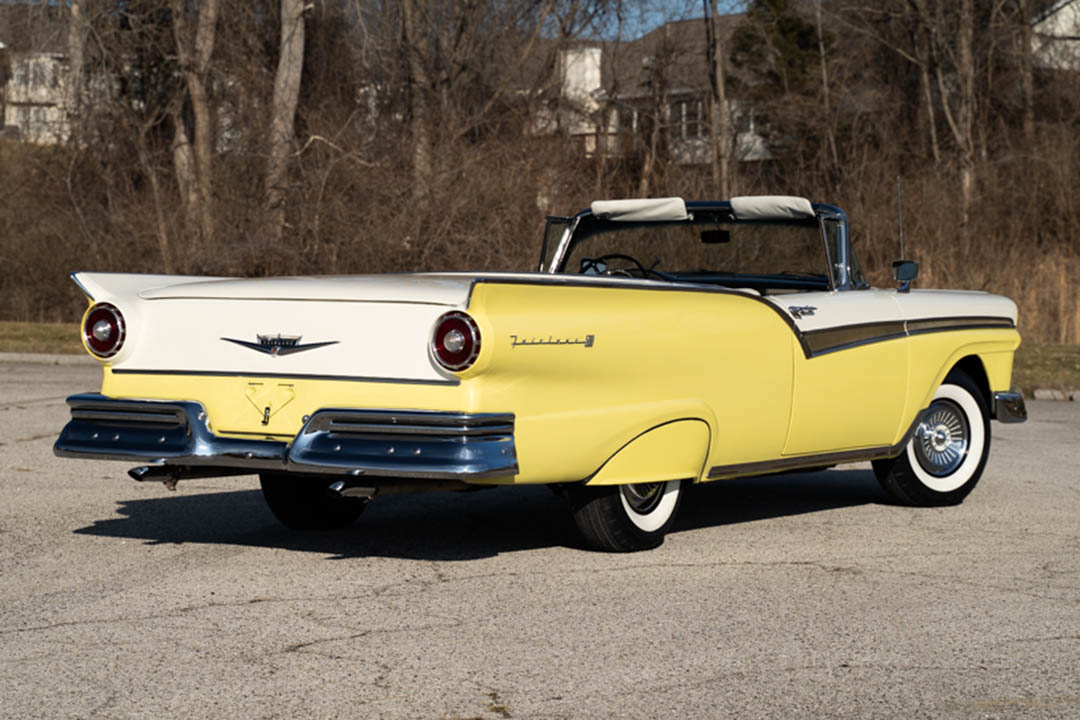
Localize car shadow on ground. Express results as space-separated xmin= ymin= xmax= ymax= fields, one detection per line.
xmin=675 ymin=467 xmax=890 ymax=532
xmin=74 ymin=468 xmax=888 ymax=561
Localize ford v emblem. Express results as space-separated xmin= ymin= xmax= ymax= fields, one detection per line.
xmin=221 ymin=333 xmax=339 ymax=357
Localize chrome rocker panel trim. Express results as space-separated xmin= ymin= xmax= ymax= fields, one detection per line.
xmin=992 ymin=391 xmax=1027 ymax=424
xmin=53 ymin=394 xmax=519 ymax=481
xmin=706 ymin=406 xmax=930 ymax=480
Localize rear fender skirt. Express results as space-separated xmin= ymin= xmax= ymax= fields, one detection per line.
xmin=585 ymin=419 xmax=711 ymax=486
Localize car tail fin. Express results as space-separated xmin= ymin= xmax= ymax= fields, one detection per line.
xmin=70 ymin=272 xmax=231 ymax=303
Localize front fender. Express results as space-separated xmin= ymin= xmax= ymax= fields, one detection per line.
xmin=908 ymin=331 xmax=1020 ymax=414
xmin=585 ymin=419 xmax=711 ymax=486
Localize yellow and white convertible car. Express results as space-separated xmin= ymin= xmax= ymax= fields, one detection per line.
xmin=55 ymin=196 xmax=1026 ymax=551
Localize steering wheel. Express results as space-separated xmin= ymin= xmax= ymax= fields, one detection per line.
xmin=581 ymin=253 xmax=673 ymax=280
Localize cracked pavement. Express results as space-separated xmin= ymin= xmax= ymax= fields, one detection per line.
xmin=1 ymin=358 xmax=1077 ymax=719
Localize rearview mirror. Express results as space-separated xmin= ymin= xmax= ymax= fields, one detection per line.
xmin=701 ymin=229 xmax=731 ymax=244
xmin=892 ymin=259 xmax=918 ymax=293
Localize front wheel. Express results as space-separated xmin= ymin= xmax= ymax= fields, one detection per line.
xmin=259 ymin=473 xmax=367 ymax=530
xmin=873 ymin=371 xmax=990 ymax=506
xmin=568 ymin=479 xmax=684 ymax=552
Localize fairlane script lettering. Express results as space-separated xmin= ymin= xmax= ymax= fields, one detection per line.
xmin=510 ymin=334 xmax=595 ymax=348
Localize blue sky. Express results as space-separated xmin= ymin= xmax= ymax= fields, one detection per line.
xmin=600 ymin=0 xmax=747 ymax=39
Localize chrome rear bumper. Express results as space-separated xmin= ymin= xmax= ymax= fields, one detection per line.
xmin=54 ymin=393 xmax=518 ymax=481
xmin=992 ymin=391 xmax=1028 ymax=424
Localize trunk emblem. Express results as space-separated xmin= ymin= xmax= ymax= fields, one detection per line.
xmin=222 ymin=334 xmax=338 ymax=357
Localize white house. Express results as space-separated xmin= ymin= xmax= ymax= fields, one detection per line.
xmin=1033 ymin=0 xmax=1080 ymax=70
xmin=2 ymin=48 xmax=72 ymax=144
xmin=543 ymin=18 xmax=770 ymax=165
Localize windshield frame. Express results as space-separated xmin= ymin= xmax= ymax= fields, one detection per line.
xmin=541 ymin=200 xmax=862 ymax=292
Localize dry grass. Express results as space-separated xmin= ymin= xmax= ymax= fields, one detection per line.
xmin=1012 ymin=343 xmax=1080 ymax=395
xmin=0 ymin=322 xmax=82 ymax=354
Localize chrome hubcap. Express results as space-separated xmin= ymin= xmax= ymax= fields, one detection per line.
xmin=621 ymin=482 xmax=664 ymax=514
xmin=915 ymin=399 xmax=969 ymax=477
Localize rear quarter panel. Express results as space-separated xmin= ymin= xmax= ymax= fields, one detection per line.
xmin=464 ymin=281 xmax=797 ymax=484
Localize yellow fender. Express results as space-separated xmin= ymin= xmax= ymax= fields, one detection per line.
xmin=586 ymin=419 xmax=711 ymax=486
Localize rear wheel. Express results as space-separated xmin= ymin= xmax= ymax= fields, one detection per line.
xmin=568 ymin=479 xmax=684 ymax=552
xmin=259 ymin=473 xmax=367 ymax=530
xmin=872 ymin=371 xmax=990 ymax=506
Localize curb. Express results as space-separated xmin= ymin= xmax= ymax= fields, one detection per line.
xmin=1032 ymin=389 xmax=1080 ymax=401
xmin=0 ymin=352 xmax=97 ymax=366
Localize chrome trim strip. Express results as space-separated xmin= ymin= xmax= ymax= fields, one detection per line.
xmin=992 ymin=391 xmax=1028 ymax=423
xmin=54 ymin=394 xmax=517 ymax=480
xmin=71 ymin=407 xmax=186 ymax=424
xmin=817 ymin=215 xmax=840 ymax=291
xmin=108 ymin=369 xmax=459 ymax=386
xmin=706 ymin=407 xmax=929 ymax=480
xmin=549 ymin=215 xmax=583 ymax=274
xmin=906 ymin=316 xmax=1015 ymax=335
xmin=70 ymin=271 xmax=95 ymax=301
xmin=300 ymin=409 xmax=515 ymax=436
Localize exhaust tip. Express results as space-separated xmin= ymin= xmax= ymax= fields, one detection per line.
xmin=328 ymin=480 xmax=376 ymax=499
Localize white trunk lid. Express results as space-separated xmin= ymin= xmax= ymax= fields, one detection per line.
xmin=76 ymin=272 xmax=480 ymax=382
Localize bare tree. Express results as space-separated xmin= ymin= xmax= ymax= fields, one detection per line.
xmin=1015 ymin=0 xmax=1036 ymax=143
xmin=637 ymin=47 xmax=666 ymax=197
xmin=169 ymin=0 xmax=219 ymax=247
xmin=66 ymin=0 xmax=87 ymax=147
xmin=814 ymin=0 xmax=838 ymax=168
xmin=266 ymin=0 xmax=307 ymax=246
xmin=705 ymin=0 xmax=731 ymax=197
xmin=925 ymin=0 xmax=976 ymax=225
xmin=400 ymin=0 xmax=435 ymax=204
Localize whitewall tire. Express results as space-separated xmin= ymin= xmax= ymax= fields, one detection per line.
xmin=873 ymin=371 xmax=991 ymax=506
xmin=569 ymin=479 xmax=685 ymax=552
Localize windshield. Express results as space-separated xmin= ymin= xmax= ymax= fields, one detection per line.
xmin=560 ymin=218 xmax=831 ymax=292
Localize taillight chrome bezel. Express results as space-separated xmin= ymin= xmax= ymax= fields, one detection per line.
xmin=82 ymin=302 xmax=126 ymax=359
xmin=431 ymin=311 xmax=481 ymax=372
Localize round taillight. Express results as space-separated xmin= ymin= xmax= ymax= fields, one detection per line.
xmin=431 ymin=311 xmax=481 ymax=371
xmin=83 ymin=302 xmax=126 ymax=358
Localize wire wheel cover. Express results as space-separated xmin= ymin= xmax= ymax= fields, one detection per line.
xmin=620 ymin=482 xmax=665 ymax=515
xmin=914 ymin=399 xmax=970 ymax=477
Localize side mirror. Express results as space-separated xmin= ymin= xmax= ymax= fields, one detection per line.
xmin=892 ymin=259 xmax=918 ymax=293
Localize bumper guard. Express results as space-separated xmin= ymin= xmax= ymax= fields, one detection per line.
xmin=992 ymin=391 xmax=1027 ymax=424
